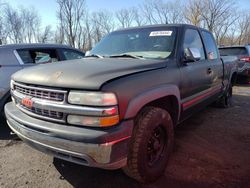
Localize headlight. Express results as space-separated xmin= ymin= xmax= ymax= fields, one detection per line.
xmin=68 ymin=91 xmax=118 ymax=106
xmin=10 ymin=80 xmax=14 ymax=90
xmin=67 ymin=115 xmax=119 ymax=127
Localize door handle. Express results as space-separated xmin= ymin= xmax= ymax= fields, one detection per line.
xmin=207 ymin=68 xmax=212 ymax=74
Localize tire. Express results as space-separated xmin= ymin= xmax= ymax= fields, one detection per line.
xmin=123 ymin=107 xmax=174 ymax=183
xmin=0 ymin=97 xmax=11 ymax=119
xmin=0 ymin=110 xmax=4 ymax=119
xmin=216 ymin=83 xmax=233 ymax=108
xmin=0 ymin=105 xmax=5 ymax=119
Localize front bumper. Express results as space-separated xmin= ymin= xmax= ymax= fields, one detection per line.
xmin=5 ymin=102 xmax=133 ymax=169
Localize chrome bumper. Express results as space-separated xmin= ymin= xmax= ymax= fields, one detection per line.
xmin=5 ymin=102 xmax=133 ymax=169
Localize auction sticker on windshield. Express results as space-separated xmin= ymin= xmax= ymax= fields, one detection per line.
xmin=149 ymin=31 xmax=173 ymax=36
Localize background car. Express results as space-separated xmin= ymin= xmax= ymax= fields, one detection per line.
xmin=0 ymin=43 xmax=85 ymax=116
xmin=219 ymin=45 xmax=250 ymax=80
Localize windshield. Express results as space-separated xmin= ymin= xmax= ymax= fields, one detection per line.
xmin=90 ymin=27 xmax=177 ymax=59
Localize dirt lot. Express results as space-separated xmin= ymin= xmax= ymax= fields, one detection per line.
xmin=0 ymin=86 xmax=250 ymax=188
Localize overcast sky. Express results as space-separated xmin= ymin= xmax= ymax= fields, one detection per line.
xmin=5 ymin=0 xmax=250 ymax=29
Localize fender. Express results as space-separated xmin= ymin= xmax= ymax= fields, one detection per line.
xmin=222 ymin=70 xmax=236 ymax=91
xmin=124 ymin=84 xmax=181 ymax=122
xmin=221 ymin=57 xmax=238 ymax=91
xmin=223 ymin=69 xmax=237 ymax=93
xmin=229 ymin=70 xmax=237 ymax=84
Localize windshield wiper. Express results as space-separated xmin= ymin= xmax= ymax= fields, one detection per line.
xmin=84 ymin=54 xmax=104 ymax=58
xmin=109 ymin=54 xmax=144 ymax=59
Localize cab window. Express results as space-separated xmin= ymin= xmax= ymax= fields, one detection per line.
xmin=17 ymin=49 xmax=59 ymax=64
xmin=61 ymin=49 xmax=85 ymax=60
xmin=183 ymin=29 xmax=205 ymax=61
xmin=202 ymin=31 xmax=219 ymax=59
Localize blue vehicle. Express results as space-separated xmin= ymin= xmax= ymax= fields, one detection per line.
xmin=0 ymin=44 xmax=85 ymax=116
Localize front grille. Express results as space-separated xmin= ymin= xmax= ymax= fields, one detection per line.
xmin=21 ymin=105 xmax=64 ymax=120
xmin=15 ymin=84 xmax=65 ymax=102
xmin=13 ymin=82 xmax=67 ymax=122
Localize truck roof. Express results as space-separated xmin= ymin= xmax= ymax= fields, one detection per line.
xmin=115 ymin=24 xmax=209 ymax=32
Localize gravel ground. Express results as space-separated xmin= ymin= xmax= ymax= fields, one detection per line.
xmin=0 ymin=86 xmax=250 ymax=188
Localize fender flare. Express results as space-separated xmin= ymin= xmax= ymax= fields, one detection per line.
xmin=229 ymin=70 xmax=237 ymax=85
xmin=223 ymin=69 xmax=237 ymax=92
xmin=124 ymin=84 xmax=181 ymax=123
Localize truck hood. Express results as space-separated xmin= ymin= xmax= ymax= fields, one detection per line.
xmin=12 ymin=58 xmax=166 ymax=90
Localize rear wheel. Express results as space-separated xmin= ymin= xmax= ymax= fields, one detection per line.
xmin=216 ymin=83 xmax=233 ymax=108
xmin=123 ymin=107 xmax=174 ymax=183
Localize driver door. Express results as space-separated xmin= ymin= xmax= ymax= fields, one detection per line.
xmin=179 ymin=28 xmax=213 ymax=119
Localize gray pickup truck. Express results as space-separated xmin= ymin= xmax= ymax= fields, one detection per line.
xmin=219 ymin=45 xmax=250 ymax=78
xmin=0 ymin=44 xmax=85 ymax=116
xmin=5 ymin=24 xmax=237 ymax=183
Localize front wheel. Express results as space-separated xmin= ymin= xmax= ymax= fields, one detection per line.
xmin=123 ymin=107 xmax=174 ymax=183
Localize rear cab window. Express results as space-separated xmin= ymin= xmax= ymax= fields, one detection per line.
xmin=16 ymin=49 xmax=59 ymax=64
xmin=201 ymin=31 xmax=219 ymax=60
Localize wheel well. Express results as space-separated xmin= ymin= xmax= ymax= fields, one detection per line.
xmin=143 ymin=95 xmax=179 ymax=126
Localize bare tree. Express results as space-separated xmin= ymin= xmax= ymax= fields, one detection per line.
xmin=140 ymin=0 xmax=184 ymax=25
xmin=19 ymin=7 xmax=41 ymax=43
xmin=201 ymin=0 xmax=236 ymax=32
xmin=56 ymin=0 xmax=86 ymax=47
xmin=131 ymin=7 xmax=145 ymax=26
xmin=92 ymin=10 xmax=114 ymax=34
xmin=91 ymin=10 xmax=114 ymax=44
xmin=54 ymin=11 xmax=65 ymax=44
xmin=116 ymin=8 xmax=135 ymax=28
xmin=38 ymin=25 xmax=53 ymax=43
xmin=3 ymin=4 xmax=41 ymax=44
xmin=184 ymin=0 xmax=238 ymax=43
xmin=4 ymin=5 xmax=23 ymax=43
xmin=236 ymin=13 xmax=250 ymax=45
xmin=85 ymin=15 xmax=93 ymax=50
xmin=151 ymin=0 xmax=169 ymax=24
xmin=75 ymin=13 xmax=91 ymax=50
xmin=140 ymin=0 xmax=159 ymax=24
xmin=214 ymin=14 xmax=239 ymax=45
xmin=76 ymin=24 xmax=87 ymax=50
xmin=166 ymin=0 xmax=184 ymax=24
xmin=0 ymin=1 xmax=7 ymax=44
xmin=0 ymin=17 xmax=3 ymax=45
xmin=184 ymin=0 xmax=203 ymax=26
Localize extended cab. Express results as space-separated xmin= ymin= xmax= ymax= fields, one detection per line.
xmin=5 ymin=24 xmax=237 ymax=183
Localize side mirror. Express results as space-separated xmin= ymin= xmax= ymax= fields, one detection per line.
xmin=184 ymin=48 xmax=201 ymax=62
